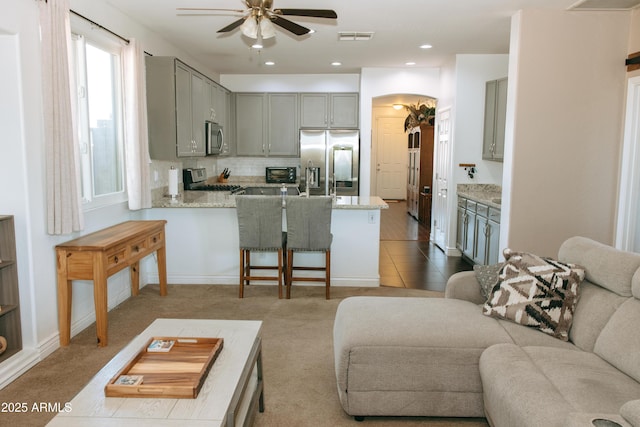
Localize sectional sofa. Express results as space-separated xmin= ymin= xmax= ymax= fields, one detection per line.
xmin=333 ymin=237 xmax=640 ymax=426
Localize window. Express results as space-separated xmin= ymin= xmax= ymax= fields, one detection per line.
xmin=70 ymin=28 xmax=126 ymax=209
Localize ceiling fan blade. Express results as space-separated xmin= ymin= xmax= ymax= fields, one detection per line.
xmin=177 ymin=8 xmax=246 ymax=13
xmin=270 ymin=15 xmax=311 ymax=36
xmin=217 ymin=18 xmax=246 ymax=33
xmin=274 ymin=9 xmax=337 ymax=19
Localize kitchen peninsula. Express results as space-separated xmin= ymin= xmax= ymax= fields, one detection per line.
xmin=143 ymin=191 xmax=388 ymax=287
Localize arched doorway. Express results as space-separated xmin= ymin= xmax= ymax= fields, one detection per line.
xmin=371 ymin=94 xmax=436 ymax=201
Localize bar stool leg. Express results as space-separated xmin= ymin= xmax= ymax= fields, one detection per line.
xmin=277 ymin=249 xmax=283 ymax=299
xmin=326 ymin=250 xmax=331 ymax=300
xmin=239 ymin=249 xmax=245 ymax=298
xmin=286 ymin=249 xmax=293 ymax=299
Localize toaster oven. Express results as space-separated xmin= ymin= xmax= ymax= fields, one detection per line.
xmin=265 ymin=167 xmax=296 ymax=184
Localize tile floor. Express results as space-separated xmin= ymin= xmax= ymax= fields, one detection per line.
xmin=379 ymin=201 xmax=473 ymax=292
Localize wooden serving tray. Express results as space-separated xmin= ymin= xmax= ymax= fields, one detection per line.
xmin=105 ymin=336 xmax=223 ymax=399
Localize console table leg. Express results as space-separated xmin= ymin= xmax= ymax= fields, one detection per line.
xmin=56 ymin=249 xmax=72 ymax=346
xmin=130 ymin=261 xmax=140 ymax=296
xmin=157 ymin=244 xmax=168 ymax=297
xmin=93 ymin=255 xmax=109 ymax=347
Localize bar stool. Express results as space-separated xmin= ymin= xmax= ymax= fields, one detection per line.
xmin=285 ymin=196 xmax=333 ymax=299
xmin=235 ymin=195 xmax=286 ymax=298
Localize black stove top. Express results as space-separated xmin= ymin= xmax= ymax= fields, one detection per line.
xmin=189 ymin=184 xmax=244 ymax=193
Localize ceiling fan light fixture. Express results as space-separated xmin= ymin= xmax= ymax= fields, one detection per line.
xmin=241 ymin=16 xmax=259 ymax=38
xmin=260 ymin=17 xmax=276 ymax=39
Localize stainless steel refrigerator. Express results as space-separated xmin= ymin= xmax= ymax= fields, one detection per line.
xmin=300 ymin=129 xmax=360 ymax=196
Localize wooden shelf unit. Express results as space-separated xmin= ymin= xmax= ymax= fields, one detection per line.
xmin=0 ymin=215 xmax=22 ymax=363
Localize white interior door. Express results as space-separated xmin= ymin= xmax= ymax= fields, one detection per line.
xmin=432 ymin=108 xmax=451 ymax=250
xmin=375 ymin=117 xmax=407 ymax=199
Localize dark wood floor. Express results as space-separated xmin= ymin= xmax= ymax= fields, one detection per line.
xmin=379 ymin=200 xmax=473 ymax=292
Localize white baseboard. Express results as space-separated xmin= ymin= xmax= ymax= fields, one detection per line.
xmin=0 ymin=348 xmax=40 ymax=390
xmin=146 ymin=274 xmax=380 ymax=287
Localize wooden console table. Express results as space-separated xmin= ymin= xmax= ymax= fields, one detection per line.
xmin=56 ymin=220 xmax=168 ymax=347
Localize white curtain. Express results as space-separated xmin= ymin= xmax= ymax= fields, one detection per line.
xmin=123 ymin=39 xmax=152 ymax=210
xmin=40 ymin=0 xmax=84 ymax=235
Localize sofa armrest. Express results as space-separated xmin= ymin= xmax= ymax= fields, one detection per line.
xmin=621 ymin=400 xmax=640 ymax=426
xmin=563 ymin=412 xmax=631 ymax=427
xmin=444 ymin=271 xmax=485 ymax=304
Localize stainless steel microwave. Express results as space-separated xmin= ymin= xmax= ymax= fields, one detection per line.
xmin=205 ymin=121 xmax=224 ymax=155
xmin=266 ymin=167 xmax=296 ymax=184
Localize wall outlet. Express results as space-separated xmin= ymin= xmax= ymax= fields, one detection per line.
xmin=368 ymin=212 xmax=376 ymax=224
xmin=153 ymin=170 xmax=159 ymax=182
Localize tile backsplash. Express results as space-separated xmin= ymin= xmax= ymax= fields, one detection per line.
xmin=216 ymin=157 xmax=300 ymax=178
xmin=150 ymin=156 xmax=301 ymax=189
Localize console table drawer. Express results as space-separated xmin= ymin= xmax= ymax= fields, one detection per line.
xmin=106 ymin=245 xmax=127 ymax=273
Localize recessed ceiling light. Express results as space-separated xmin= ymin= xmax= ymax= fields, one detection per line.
xmin=405 ymin=61 xmax=416 ymax=66
xmin=331 ymin=61 xmax=342 ymax=66
xmin=392 ymin=104 xmax=404 ymax=110
xmin=251 ymin=41 xmax=263 ymax=49
xmin=265 ymin=61 xmax=275 ymax=66
xmin=419 ymin=44 xmax=433 ymax=49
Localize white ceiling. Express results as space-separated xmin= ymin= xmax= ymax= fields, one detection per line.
xmin=103 ymin=0 xmax=595 ymax=75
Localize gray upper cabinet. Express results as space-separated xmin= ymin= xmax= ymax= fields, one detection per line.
xmin=146 ymin=56 xmax=229 ymax=160
xmin=235 ymin=93 xmax=266 ymax=156
xmin=267 ymin=93 xmax=299 ymax=156
xmin=235 ymin=93 xmax=299 ymax=157
xmin=300 ymin=93 xmax=359 ymax=128
xmin=482 ymin=77 xmax=507 ymax=162
xmin=209 ymin=82 xmax=232 ymax=155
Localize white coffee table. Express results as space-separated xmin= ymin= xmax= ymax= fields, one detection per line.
xmin=48 ymin=319 xmax=264 ymax=427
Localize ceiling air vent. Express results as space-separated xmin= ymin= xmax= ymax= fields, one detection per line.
xmin=569 ymin=0 xmax=640 ymax=10
xmin=338 ymin=32 xmax=374 ymax=41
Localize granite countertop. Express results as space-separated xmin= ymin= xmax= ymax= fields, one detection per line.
xmin=457 ymin=184 xmax=502 ymax=209
xmin=153 ymin=191 xmax=388 ymax=210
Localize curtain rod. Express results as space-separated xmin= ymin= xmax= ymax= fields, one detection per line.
xmin=70 ymin=9 xmax=152 ymax=56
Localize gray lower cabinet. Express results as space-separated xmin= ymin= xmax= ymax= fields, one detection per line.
xmin=457 ymin=196 xmax=501 ymax=265
xmin=235 ymin=93 xmax=298 ymax=157
xmin=482 ymin=77 xmax=507 ymax=162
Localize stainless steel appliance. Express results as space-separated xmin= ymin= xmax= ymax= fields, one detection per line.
xmin=266 ymin=166 xmax=297 ymax=184
xmin=205 ymin=121 xmax=224 ymax=155
xmin=299 ymin=129 xmax=359 ymax=196
xmin=183 ymin=168 xmax=243 ymax=193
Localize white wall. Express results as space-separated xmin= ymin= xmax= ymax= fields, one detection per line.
xmin=70 ymin=0 xmax=219 ymax=80
xmin=452 ymin=54 xmax=508 ymax=186
xmin=433 ymin=54 xmax=509 ymax=255
xmin=501 ymin=9 xmax=630 ymax=256
xmin=220 ymin=74 xmax=360 ymax=92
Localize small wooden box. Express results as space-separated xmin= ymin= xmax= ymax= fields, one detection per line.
xmin=105 ymin=336 xmax=223 ymax=399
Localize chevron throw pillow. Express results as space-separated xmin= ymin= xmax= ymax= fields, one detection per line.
xmin=482 ymin=249 xmax=585 ymax=341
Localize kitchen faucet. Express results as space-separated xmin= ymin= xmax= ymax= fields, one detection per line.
xmin=305 ymin=160 xmax=314 ymax=197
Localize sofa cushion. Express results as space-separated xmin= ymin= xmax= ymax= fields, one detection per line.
xmin=480 ymin=344 xmax=640 ymax=427
xmin=594 ymin=297 xmax=640 ymax=383
xmin=473 ymin=263 xmax=502 ymax=300
xmin=621 ymin=399 xmax=640 ymax=426
xmin=559 ymin=236 xmax=640 ymax=297
xmin=483 ymin=250 xmax=585 ymax=341
xmin=333 ymin=296 xmax=514 ymax=417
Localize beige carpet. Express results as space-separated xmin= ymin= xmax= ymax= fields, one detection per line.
xmin=0 ymin=284 xmax=488 ymax=427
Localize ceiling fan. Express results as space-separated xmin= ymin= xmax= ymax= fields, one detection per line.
xmin=177 ymin=0 xmax=337 ymax=40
